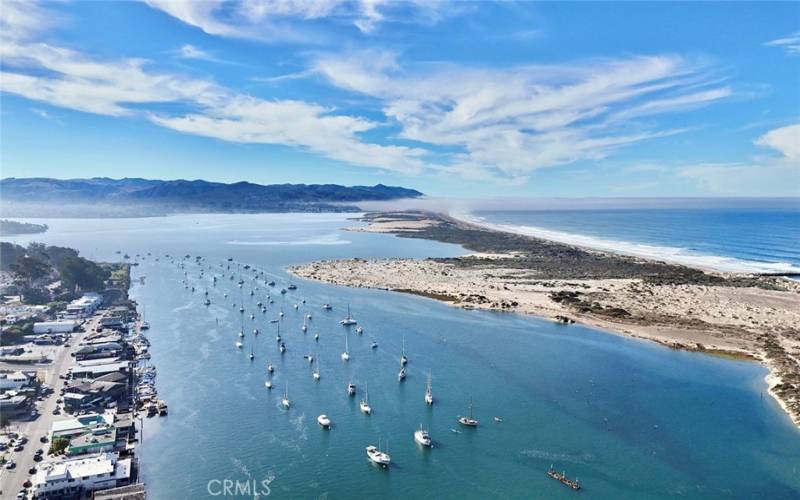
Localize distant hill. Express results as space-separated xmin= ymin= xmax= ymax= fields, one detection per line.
xmin=0 ymin=178 xmax=423 ymax=217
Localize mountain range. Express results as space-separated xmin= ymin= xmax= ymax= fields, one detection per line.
xmin=0 ymin=178 xmax=423 ymax=217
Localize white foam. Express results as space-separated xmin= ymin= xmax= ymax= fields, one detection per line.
xmin=452 ymin=211 xmax=800 ymax=275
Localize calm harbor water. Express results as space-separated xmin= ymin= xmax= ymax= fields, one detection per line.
xmin=3 ymin=213 xmax=800 ymax=499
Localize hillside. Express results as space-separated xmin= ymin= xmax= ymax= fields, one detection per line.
xmin=0 ymin=178 xmax=423 ymax=217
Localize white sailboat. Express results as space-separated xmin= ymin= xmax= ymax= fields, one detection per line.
xmin=340 ymin=305 xmax=357 ymax=325
xmin=341 ymin=333 xmax=350 ymax=361
xmin=313 ymin=356 xmax=321 ymax=380
xmin=397 ymin=358 xmax=406 ymax=381
xmin=302 ymin=317 xmax=307 ymax=332
xmin=360 ymin=383 xmax=372 ymax=414
xmin=458 ymin=397 xmax=479 ymax=427
xmin=235 ymin=341 xmax=243 ymax=349
xmin=264 ymin=378 xmax=273 ymax=389
xmin=366 ymin=440 xmax=390 ymax=467
xmin=249 ymin=346 xmax=255 ymax=361
xmin=267 ymin=362 xmax=274 ymax=373
xmin=281 ymin=384 xmax=290 ymax=409
xmin=414 ymin=425 xmax=432 ymax=447
xmin=425 ymin=370 xmax=434 ymax=405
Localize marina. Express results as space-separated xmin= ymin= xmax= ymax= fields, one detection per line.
xmin=8 ymin=214 xmax=800 ymax=499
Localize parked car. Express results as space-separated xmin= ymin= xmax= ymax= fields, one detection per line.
xmin=32 ymin=455 xmax=42 ymax=463
xmin=28 ymin=467 xmax=37 ymax=474
xmin=39 ymin=435 xmax=48 ymax=443
xmin=13 ymin=445 xmax=24 ymax=452
xmin=4 ymin=461 xmax=15 ymax=469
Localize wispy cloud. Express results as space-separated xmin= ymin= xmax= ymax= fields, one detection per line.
xmin=765 ymin=31 xmax=800 ymax=56
xmin=312 ymin=50 xmax=732 ymax=180
xmin=0 ymin=2 xmax=429 ymax=174
xmin=144 ymin=0 xmax=450 ymax=41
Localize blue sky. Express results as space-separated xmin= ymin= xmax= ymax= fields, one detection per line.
xmin=1 ymin=1 xmax=798 ymax=197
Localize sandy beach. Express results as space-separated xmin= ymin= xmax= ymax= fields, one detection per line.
xmin=291 ymin=211 xmax=800 ymax=428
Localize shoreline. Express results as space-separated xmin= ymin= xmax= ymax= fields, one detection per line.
xmin=291 ymin=211 xmax=800 ymax=428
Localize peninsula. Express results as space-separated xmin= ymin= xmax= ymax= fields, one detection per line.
xmin=290 ymin=211 xmax=800 ymax=427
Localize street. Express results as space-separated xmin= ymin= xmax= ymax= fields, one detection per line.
xmin=0 ymin=314 xmax=100 ymax=498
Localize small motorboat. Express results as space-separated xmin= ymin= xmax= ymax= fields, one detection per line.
xmin=235 ymin=341 xmax=243 ymax=349
xmin=264 ymin=380 xmax=273 ymax=389
xmin=322 ymin=303 xmax=332 ymax=310
xmin=317 ymin=414 xmax=331 ymax=428
xmin=493 ymin=416 xmax=503 ymax=423
xmin=267 ymin=363 xmax=274 ymax=373
xmin=356 ymin=326 xmax=364 ymax=334
xmin=347 ymin=383 xmax=356 ymax=396
xmin=371 ymin=341 xmax=378 ymax=349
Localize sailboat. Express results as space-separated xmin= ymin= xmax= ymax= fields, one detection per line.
xmin=397 ymin=357 xmax=406 ymax=381
xmin=400 ymin=336 xmax=408 ymax=365
xmin=322 ymin=303 xmax=332 ymax=310
xmin=340 ymin=305 xmax=357 ymax=326
xmin=314 ymin=332 xmax=319 ymax=341
xmin=356 ymin=326 xmax=364 ymax=334
xmin=249 ymin=346 xmax=255 ymax=361
xmin=238 ymin=315 xmax=245 ymax=338
xmin=281 ymin=384 xmax=291 ymax=409
xmin=235 ymin=341 xmax=243 ymax=349
xmin=414 ymin=425 xmax=432 ymax=447
xmin=279 ymin=342 xmax=286 ymax=354
xmin=313 ymin=357 xmax=321 ymax=380
xmin=275 ymin=324 xmax=281 ymax=342
xmin=341 ymin=333 xmax=350 ymax=361
xmin=458 ymin=397 xmax=479 ymax=427
xmin=425 ymin=370 xmax=434 ymax=405
xmin=366 ymin=439 xmax=390 ymax=467
xmin=264 ymin=378 xmax=273 ymax=389
xmin=267 ymin=362 xmax=274 ymax=373
xmin=302 ymin=317 xmax=307 ymax=332
xmin=360 ymin=383 xmax=371 ymax=414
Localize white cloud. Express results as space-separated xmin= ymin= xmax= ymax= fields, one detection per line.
xmin=765 ymin=32 xmax=800 ymax=56
xmin=176 ymin=43 xmax=214 ymax=60
xmin=0 ymin=2 xmax=429 ymax=174
xmin=312 ymin=51 xmax=731 ymax=179
xmin=755 ymin=123 xmax=800 ymax=160
xmin=144 ymin=0 xmax=445 ymax=40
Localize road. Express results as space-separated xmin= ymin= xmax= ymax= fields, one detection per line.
xmin=0 ymin=315 xmax=100 ymax=498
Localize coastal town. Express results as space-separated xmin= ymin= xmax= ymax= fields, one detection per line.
xmin=0 ymin=243 xmax=156 ymax=499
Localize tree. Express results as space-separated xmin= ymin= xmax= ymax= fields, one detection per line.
xmin=58 ymin=256 xmax=110 ymax=293
xmin=49 ymin=437 xmax=69 ymax=455
xmin=10 ymin=255 xmax=50 ymax=287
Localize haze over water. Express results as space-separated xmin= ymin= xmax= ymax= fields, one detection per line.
xmin=3 ymin=213 xmax=800 ymax=498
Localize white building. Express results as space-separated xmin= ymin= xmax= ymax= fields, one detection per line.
xmin=0 ymin=370 xmax=32 ymax=391
xmin=31 ymin=452 xmax=131 ymax=498
xmin=34 ymin=320 xmax=79 ymax=334
xmin=62 ymin=293 xmax=103 ymax=319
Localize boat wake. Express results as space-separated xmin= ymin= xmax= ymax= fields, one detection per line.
xmin=453 ymin=211 xmax=800 ymax=275
xmin=519 ymin=448 xmax=595 ymax=464
xmin=227 ymin=234 xmax=350 ymax=246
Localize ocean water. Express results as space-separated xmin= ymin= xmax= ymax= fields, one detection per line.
xmin=3 ymin=213 xmax=800 ymax=499
xmin=463 ymin=207 xmax=800 ymax=274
